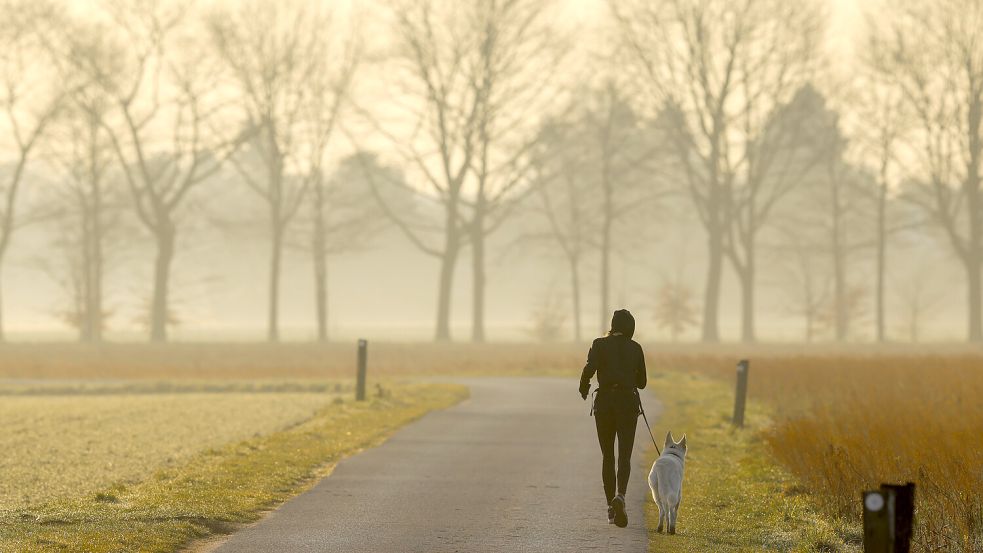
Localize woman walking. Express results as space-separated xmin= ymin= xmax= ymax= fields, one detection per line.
xmin=579 ymin=309 xmax=647 ymax=528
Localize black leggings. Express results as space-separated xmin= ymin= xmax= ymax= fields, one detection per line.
xmin=594 ymin=394 xmax=639 ymax=503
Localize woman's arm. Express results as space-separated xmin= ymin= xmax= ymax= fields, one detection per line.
xmin=635 ymin=343 xmax=647 ymax=389
xmin=579 ymin=341 xmax=600 ymax=398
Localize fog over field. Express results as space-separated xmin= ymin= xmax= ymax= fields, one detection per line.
xmin=0 ymin=0 xmax=971 ymax=344
xmin=4 ymin=3 xmax=983 ymax=552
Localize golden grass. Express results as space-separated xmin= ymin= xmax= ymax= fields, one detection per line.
xmin=673 ymin=354 xmax=983 ymax=553
xmin=0 ymin=389 xmax=341 ymax=509
xmin=646 ymin=370 xmax=858 ymax=552
xmin=0 ymin=383 xmax=468 ymax=552
xmin=0 ymin=342 xmax=585 ymax=379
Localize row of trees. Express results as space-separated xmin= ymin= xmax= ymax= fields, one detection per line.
xmin=0 ymin=0 xmax=976 ymax=343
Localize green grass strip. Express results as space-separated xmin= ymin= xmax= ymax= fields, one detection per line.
xmin=0 ymin=383 xmax=468 ymax=553
xmin=645 ymin=370 xmax=860 ymax=552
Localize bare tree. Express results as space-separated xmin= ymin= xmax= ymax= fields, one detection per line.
xmin=210 ymin=0 xmax=350 ymax=342
xmin=61 ymin=1 xmax=241 ymax=342
xmin=850 ymin=79 xmax=906 ymax=343
xmin=582 ymin=83 xmax=662 ymax=336
xmin=611 ymin=0 xmax=825 ymax=342
xmin=300 ymin=153 xmax=389 ymax=342
xmin=867 ymin=0 xmax=983 ymax=342
xmin=819 ymin=145 xmax=875 ymax=341
xmin=775 ymin=228 xmax=830 ymax=342
xmin=40 ymin=79 xmax=123 ymax=342
xmin=892 ymin=264 xmax=946 ymax=343
xmin=524 ymin=115 xmax=595 ymax=342
xmin=522 ymin=83 xmax=661 ymax=340
xmin=364 ymin=0 xmax=492 ymax=341
xmin=456 ymin=0 xmax=569 ymax=342
xmin=0 ymin=0 xmax=64 ymax=340
xmin=726 ymin=83 xmax=832 ymax=342
xmin=294 ymin=16 xmax=360 ymax=343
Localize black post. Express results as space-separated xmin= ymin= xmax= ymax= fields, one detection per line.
xmin=356 ymin=339 xmax=367 ymax=401
xmin=733 ymin=359 xmax=749 ymax=427
xmin=881 ymin=483 xmax=915 ymax=553
xmin=863 ymin=490 xmax=893 ymax=553
xmin=863 ymin=483 xmax=915 ymax=553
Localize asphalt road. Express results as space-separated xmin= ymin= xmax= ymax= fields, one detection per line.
xmin=213 ymin=377 xmax=659 ymax=552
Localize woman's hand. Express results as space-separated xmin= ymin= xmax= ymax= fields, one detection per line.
xmin=579 ymin=380 xmax=591 ymax=400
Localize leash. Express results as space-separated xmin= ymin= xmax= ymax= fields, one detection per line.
xmin=636 ymin=390 xmax=661 ymax=456
xmin=590 ymin=386 xmax=661 ymax=456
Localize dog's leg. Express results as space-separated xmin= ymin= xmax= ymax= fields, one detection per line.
xmin=668 ymin=500 xmax=678 ymax=535
xmin=656 ymin=499 xmax=665 ymax=533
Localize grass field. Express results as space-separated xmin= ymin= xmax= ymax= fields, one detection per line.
xmin=2 ymin=341 xmax=979 ymax=551
xmin=0 ymin=386 xmax=345 ymax=509
xmin=645 ymin=370 xmax=859 ymax=552
xmin=0 ymin=382 xmax=467 ymax=553
xmin=674 ymin=354 xmax=983 ymax=553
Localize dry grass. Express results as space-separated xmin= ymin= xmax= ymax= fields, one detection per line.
xmin=0 ymin=342 xmax=585 ymax=379
xmin=675 ymin=353 xmax=983 ymax=553
xmin=0 ymin=383 xmax=467 ymax=552
xmin=0 ymin=387 xmax=342 ymax=509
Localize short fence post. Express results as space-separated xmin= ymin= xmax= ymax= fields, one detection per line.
xmin=732 ymin=359 xmax=749 ymax=427
xmin=356 ymin=339 xmax=367 ymax=401
xmin=862 ymin=482 xmax=915 ymax=553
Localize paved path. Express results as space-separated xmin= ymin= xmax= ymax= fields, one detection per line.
xmin=213 ymin=378 xmax=660 ymax=552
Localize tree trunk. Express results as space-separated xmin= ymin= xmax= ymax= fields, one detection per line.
xmin=599 ymin=169 xmax=614 ymax=336
xmin=600 ymin=220 xmax=611 ymax=335
xmin=701 ymin=226 xmax=723 ymax=343
xmin=0 ymin=150 xmax=30 ymax=344
xmin=739 ymin=246 xmax=755 ymax=343
xmin=268 ymin=220 xmax=283 ymax=343
xmin=831 ymin=177 xmax=847 ymax=341
xmin=967 ymin=255 xmax=981 ymax=342
xmin=80 ymin=208 xmax=94 ymax=343
xmin=471 ymin=222 xmax=486 ymax=343
xmin=150 ymin=223 xmax=175 ymax=342
xmin=89 ymin=144 xmax=104 ymax=343
xmin=570 ymin=255 xmax=582 ymax=342
xmin=966 ymin=91 xmax=983 ymax=342
xmin=312 ymin=185 xmax=328 ymax=343
xmin=313 ymin=239 xmax=328 ymax=343
xmin=435 ymin=200 xmax=460 ymax=342
xmin=876 ymin=167 xmax=888 ymax=343
xmin=0 ymin=264 xmax=5 ymax=343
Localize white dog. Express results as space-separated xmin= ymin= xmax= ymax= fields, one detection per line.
xmin=648 ymin=431 xmax=687 ymax=534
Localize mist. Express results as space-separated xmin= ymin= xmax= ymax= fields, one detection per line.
xmin=0 ymin=0 xmax=970 ymax=345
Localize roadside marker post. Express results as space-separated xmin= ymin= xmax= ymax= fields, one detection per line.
xmin=356 ymin=339 xmax=367 ymax=401
xmin=732 ymin=359 xmax=749 ymax=427
xmin=863 ymin=482 xmax=915 ymax=553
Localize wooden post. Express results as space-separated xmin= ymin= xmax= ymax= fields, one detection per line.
xmin=863 ymin=490 xmax=893 ymax=553
xmin=863 ymin=483 xmax=915 ymax=553
xmin=732 ymin=359 xmax=749 ymax=427
xmin=356 ymin=339 xmax=367 ymax=401
xmin=881 ymin=483 xmax=915 ymax=553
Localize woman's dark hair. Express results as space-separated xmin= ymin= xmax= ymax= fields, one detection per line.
xmin=609 ymin=309 xmax=635 ymax=339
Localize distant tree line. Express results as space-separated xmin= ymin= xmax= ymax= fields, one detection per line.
xmin=0 ymin=0 xmax=974 ymax=343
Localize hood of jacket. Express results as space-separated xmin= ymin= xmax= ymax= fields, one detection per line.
xmin=610 ymin=309 xmax=635 ymax=339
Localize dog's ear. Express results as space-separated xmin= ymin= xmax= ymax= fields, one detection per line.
xmin=678 ymin=435 xmax=687 ymax=449
xmin=664 ymin=430 xmax=673 ymax=447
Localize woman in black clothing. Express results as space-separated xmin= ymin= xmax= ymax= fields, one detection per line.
xmin=579 ymin=309 xmax=647 ymax=528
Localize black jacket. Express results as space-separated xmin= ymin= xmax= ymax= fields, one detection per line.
xmin=579 ymin=334 xmax=647 ymax=396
